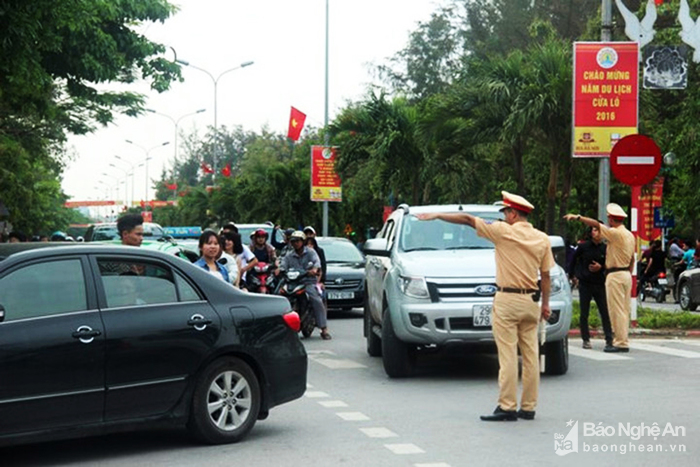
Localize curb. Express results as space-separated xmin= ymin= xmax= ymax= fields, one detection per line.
xmin=568 ymin=328 xmax=700 ymax=338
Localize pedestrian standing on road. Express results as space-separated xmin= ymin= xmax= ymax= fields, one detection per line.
xmin=568 ymin=226 xmax=614 ymax=350
xmin=417 ymin=191 xmax=554 ymax=422
xmin=117 ymin=214 xmax=144 ymax=247
xmin=564 ymin=204 xmax=635 ymax=353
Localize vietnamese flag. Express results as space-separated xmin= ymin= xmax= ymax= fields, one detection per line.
xmin=221 ymin=163 xmax=231 ymax=178
xmin=200 ymin=162 xmax=214 ymax=174
xmin=287 ymin=106 xmax=306 ymax=141
xmin=166 ymin=182 xmax=178 ymax=190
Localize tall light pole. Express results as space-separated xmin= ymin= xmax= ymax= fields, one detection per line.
xmin=599 ymin=0 xmax=613 ymax=221
xmin=102 ymin=172 xmax=125 ymax=209
xmin=108 ymin=163 xmax=130 ymax=207
xmin=175 ymin=59 xmax=254 ymax=178
xmin=146 ymin=108 xmax=206 ymax=160
xmin=112 ymin=155 xmax=137 ymax=206
xmin=125 ymin=140 xmax=170 ymax=207
xmin=323 ymin=0 xmax=330 ymax=236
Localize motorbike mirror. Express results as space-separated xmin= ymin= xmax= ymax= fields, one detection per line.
xmin=0 ymin=305 xmax=5 ymax=323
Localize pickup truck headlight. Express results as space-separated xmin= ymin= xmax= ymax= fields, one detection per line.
xmin=398 ymin=275 xmax=429 ymax=299
xmin=550 ymin=273 xmax=565 ymax=295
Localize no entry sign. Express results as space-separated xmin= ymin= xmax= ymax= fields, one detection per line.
xmin=610 ymin=134 xmax=661 ymax=186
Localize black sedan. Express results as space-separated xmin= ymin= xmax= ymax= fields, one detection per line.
xmin=317 ymin=237 xmax=366 ymax=310
xmin=0 ymin=244 xmax=307 ymax=446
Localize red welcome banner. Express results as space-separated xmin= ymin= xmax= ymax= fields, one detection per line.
xmin=65 ymin=200 xmax=117 ymax=208
xmin=573 ymin=42 xmax=639 ymax=157
xmin=310 ymin=146 xmax=342 ymax=202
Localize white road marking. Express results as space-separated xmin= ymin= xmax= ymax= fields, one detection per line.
xmin=662 ymin=339 xmax=700 ymax=347
xmin=318 ymin=400 xmax=348 ymax=408
xmin=306 ymin=383 xmax=314 ymax=388
xmin=568 ymin=345 xmax=631 ymax=361
xmin=312 ymin=358 xmax=367 ymax=369
xmin=630 ymin=342 xmax=700 ymax=358
xmin=385 ymin=444 xmax=425 ymax=454
xmin=306 ymin=350 xmax=337 ymax=356
xmin=305 ymin=391 xmax=330 ymax=398
xmin=336 ymin=412 xmax=370 ymax=421
xmin=360 ymin=427 xmax=398 ymax=438
xmin=415 ymin=464 xmax=452 ymax=467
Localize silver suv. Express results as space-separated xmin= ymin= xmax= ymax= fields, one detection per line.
xmin=363 ymin=204 xmax=572 ymax=378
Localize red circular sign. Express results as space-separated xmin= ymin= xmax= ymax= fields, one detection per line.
xmin=610 ymin=134 xmax=662 ymax=186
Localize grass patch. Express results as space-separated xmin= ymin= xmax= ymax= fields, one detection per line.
xmin=572 ymin=300 xmax=700 ymax=330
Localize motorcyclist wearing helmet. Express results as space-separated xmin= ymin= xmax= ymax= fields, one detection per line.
xmin=280 ymin=231 xmax=331 ymax=340
xmin=249 ymin=228 xmax=277 ymax=264
xmin=271 ymin=225 xmax=295 ymax=260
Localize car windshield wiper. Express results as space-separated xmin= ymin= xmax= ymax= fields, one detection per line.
xmin=403 ymin=247 xmax=439 ymax=252
xmin=445 ymin=246 xmax=494 ymax=250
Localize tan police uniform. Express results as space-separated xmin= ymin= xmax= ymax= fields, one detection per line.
xmin=599 ymin=203 xmax=635 ymax=349
xmin=474 ymin=192 xmax=555 ymax=412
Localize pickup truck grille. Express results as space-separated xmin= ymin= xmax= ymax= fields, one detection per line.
xmin=426 ymin=278 xmax=497 ymax=303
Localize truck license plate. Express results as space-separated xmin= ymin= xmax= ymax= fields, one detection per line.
xmin=473 ymin=305 xmax=492 ymax=327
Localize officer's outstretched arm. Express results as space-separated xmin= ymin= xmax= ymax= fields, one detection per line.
xmin=415 ymin=212 xmax=476 ymax=228
xmin=563 ymin=214 xmax=601 ymax=230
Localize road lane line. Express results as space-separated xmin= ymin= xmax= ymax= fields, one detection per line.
xmin=662 ymin=339 xmax=700 ymax=347
xmin=630 ymin=342 xmax=700 ymax=358
xmin=360 ymin=427 xmax=398 ymax=438
xmin=385 ymin=444 xmax=425 ymax=454
xmin=568 ymin=345 xmax=632 ymax=361
xmin=305 ymin=391 xmax=330 ymax=398
xmin=415 ymin=464 xmax=452 ymax=467
xmin=312 ymin=358 xmax=367 ymax=369
xmin=336 ymin=412 xmax=370 ymax=421
xmin=318 ymin=400 xmax=348 ymax=408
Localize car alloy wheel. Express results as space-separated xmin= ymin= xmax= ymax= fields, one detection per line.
xmin=189 ymin=357 xmax=261 ymax=444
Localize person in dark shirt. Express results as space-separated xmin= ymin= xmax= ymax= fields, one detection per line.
xmin=568 ymin=225 xmax=614 ymax=350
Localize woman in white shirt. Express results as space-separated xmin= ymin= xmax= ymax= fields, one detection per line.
xmin=228 ymin=231 xmax=257 ymax=290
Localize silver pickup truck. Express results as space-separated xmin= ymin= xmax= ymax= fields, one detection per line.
xmin=363 ymin=204 xmax=572 ymax=378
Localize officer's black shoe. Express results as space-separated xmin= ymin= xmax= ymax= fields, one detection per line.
xmin=480 ymin=406 xmax=518 ymax=422
xmin=517 ymin=409 xmax=536 ymax=420
xmin=604 ymin=346 xmax=629 ymax=353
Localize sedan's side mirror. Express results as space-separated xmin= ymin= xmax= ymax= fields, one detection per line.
xmin=363 ymin=238 xmax=390 ymax=257
xmin=0 ymin=305 xmax=5 ymax=323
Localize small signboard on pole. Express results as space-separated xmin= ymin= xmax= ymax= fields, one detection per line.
xmin=310 ymin=146 xmax=342 ymax=202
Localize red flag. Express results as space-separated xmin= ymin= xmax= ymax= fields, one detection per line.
xmin=200 ymin=162 xmax=214 ymax=174
xmin=221 ymin=163 xmax=231 ymax=178
xmin=166 ymin=182 xmax=178 ymax=190
xmin=287 ymin=106 xmax=306 ymax=141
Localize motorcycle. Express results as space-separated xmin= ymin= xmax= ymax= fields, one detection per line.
xmin=277 ymin=268 xmax=316 ymax=338
xmin=639 ymin=271 xmax=669 ymax=303
xmin=246 ymin=261 xmax=277 ymax=294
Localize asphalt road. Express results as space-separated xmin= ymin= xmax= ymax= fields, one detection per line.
xmin=3 ymin=309 xmax=699 ymax=467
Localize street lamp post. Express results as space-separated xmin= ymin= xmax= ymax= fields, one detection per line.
xmin=125 ymin=140 xmax=170 ymax=208
xmin=113 ymin=155 xmax=137 ymax=207
xmin=175 ymin=59 xmax=254 ymax=178
xmin=102 ymin=172 xmax=125 ymax=209
xmin=146 ymin=108 xmax=206 ymax=160
xmin=108 ymin=164 xmax=129 ymax=206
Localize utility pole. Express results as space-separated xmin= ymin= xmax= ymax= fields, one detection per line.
xmin=322 ymin=0 xmax=330 ymax=237
xmin=599 ymin=0 xmax=613 ymax=221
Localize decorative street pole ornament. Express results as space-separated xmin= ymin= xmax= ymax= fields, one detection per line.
xmin=615 ymin=0 xmax=658 ymax=58
xmin=643 ymin=46 xmax=689 ymax=89
xmin=678 ymin=0 xmax=700 ymax=62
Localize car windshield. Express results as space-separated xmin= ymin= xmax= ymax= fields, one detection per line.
xmin=318 ymin=240 xmax=364 ymax=263
xmin=399 ymin=212 xmax=500 ymax=252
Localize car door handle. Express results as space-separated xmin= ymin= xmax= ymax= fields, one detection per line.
xmin=188 ymin=314 xmax=212 ymax=331
xmin=72 ymin=326 xmax=101 ymax=344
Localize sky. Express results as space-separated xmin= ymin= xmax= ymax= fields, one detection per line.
xmin=62 ymin=0 xmax=443 ymax=206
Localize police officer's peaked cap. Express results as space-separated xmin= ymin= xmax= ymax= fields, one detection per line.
xmin=499 ymin=191 xmax=534 ymax=214
xmin=606 ymin=203 xmax=628 ymax=219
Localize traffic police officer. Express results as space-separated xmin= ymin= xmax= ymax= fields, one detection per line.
xmin=564 ymin=203 xmax=635 ymax=352
xmin=417 ymin=191 xmax=554 ymax=422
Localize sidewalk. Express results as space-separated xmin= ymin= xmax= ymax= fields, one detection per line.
xmin=568 ymin=328 xmax=700 ymax=339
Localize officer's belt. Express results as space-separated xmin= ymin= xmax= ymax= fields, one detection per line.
xmin=606 ymin=267 xmax=629 ymax=274
xmin=496 ymin=286 xmax=539 ymax=294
